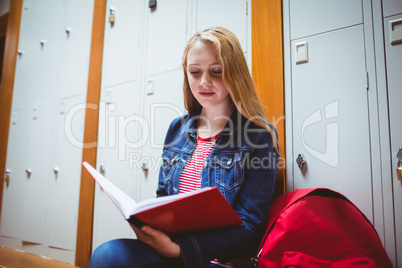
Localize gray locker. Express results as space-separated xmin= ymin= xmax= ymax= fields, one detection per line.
xmin=195 ymin=0 xmax=248 ymax=52
xmin=291 ymin=25 xmax=373 ymax=221
xmin=101 ymin=0 xmax=143 ymax=88
xmin=47 ymin=95 xmax=86 ymax=252
xmin=139 ymin=70 xmax=185 ymax=202
xmin=384 ymin=13 xmax=402 ymax=268
xmin=0 ymin=108 xmax=31 ymax=241
xmin=144 ymin=0 xmax=187 ymax=76
xmin=59 ymin=0 xmax=94 ymax=99
xmin=21 ymin=102 xmax=58 ymax=245
xmin=289 ymin=0 xmax=363 ymax=40
xmin=383 ymin=0 xmax=402 ymax=18
xmin=93 ymin=81 xmax=141 ymax=249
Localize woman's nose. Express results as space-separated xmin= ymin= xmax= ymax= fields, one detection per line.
xmin=200 ymin=72 xmax=211 ymax=88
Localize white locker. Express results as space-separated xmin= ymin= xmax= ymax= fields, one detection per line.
xmin=32 ymin=0 xmax=64 ymax=104
xmin=139 ymin=70 xmax=185 ymax=202
xmin=384 ymin=13 xmax=402 ymax=268
xmin=289 ymin=0 xmax=363 ymax=40
xmin=291 ymin=25 xmax=373 ymax=221
xmin=144 ymin=0 xmax=187 ymax=77
xmin=93 ymin=81 xmax=142 ymax=249
xmin=47 ymin=95 xmax=86 ymax=252
xmin=59 ymin=0 xmax=94 ymax=99
xmin=0 ymin=108 xmax=31 ymax=242
xmin=20 ymin=102 xmax=59 ymax=245
xmin=12 ymin=1 xmax=43 ymax=110
xmin=101 ymin=0 xmax=143 ymax=88
xmin=383 ymin=0 xmax=402 ymax=17
xmin=195 ymin=0 xmax=248 ymax=52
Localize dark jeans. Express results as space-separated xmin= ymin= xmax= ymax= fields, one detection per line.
xmin=87 ymin=239 xmax=224 ymax=268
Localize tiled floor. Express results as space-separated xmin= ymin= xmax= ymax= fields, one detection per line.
xmin=0 ymin=247 xmax=80 ymax=268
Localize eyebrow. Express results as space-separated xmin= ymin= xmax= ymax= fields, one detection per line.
xmin=188 ymin=62 xmax=221 ymax=67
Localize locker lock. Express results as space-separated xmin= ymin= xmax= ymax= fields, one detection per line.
xmin=26 ymin=168 xmax=32 ymax=178
xmin=296 ymin=153 xmax=306 ymax=169
xmin=4 ymin=169 xmax=11 ymax=186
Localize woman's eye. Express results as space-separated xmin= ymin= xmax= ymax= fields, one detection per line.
xmin=211 ymin=69 xmax=222 ymax=75
xmin=189 ymin=70 xmax=201 ymax=75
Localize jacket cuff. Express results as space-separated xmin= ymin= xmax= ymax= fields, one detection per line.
xmin=175 ymin=235 xmax=204 ymax=268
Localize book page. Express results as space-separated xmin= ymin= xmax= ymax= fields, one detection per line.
xmin=83 ymin=162 xmax=137 ymax=219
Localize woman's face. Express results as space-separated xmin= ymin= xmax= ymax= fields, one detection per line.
xmin=186 ymin=42 xmax=231 ymax=112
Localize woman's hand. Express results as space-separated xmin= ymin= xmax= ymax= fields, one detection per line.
xmin=130 ymin=224 xmax=181 ymax=258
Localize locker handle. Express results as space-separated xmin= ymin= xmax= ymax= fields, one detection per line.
xmin=4 ymin=169 xmax=11 ymax=185
xmin=26 ymin=168 xmax=32 ymax=178
xmin=389 ymin=19 xmax=402 ymax=45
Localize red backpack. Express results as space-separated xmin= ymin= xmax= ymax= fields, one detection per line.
xmin=252 ymin=188 xmax=392 ymax=268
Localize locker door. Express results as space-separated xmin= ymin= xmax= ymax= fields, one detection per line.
xmin=20 ymin=102 xmax=59 ymax=245
xmin=291 ymin=26 xmax=373 ymax=221
xmin=59 ymin=0 xmax=94 ymax=99
xmin=195 ymin=0 xmax=248 ymax=52
xmin=34 ymin=0 xmax=63 ymax=104
xmin=139 ymin=70 xmax=185 ymax=202
xmin=289 ymin=0 xmax=363 ymax=40
xmin=11 ymin=1 xmax=43 ymax=110
xmin=383 ymin=0 xmax=402 ymax=17
xmin=0 ymin=108 xmax=31 ymax=243
xmin=92 ymin=0 xmax=144 ymax=250
xmin=101 ymin=0 xmax=143 ymax=88
xmin=384 ymin=13 xmax=402 ymax=267
xmin=144 ymin=0 xmax=187 ymax=76
xmin=93 ymin=81 xmax=141 ymax=249
xmin=47 ymin=95 xmax=86 ymax=253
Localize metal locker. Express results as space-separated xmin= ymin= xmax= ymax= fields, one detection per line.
xmin=20 ymin=102 xmax=59 ymax=245
xmin=11 ymin=1 xmax=43 ymax=110
xmin=101 ymin=0 xmax=143 ymax=88
xmin=59 ymin=0 xmax=94 ymax=99
xmin=383 ymin=0 xmax=402 ymax=18
xmin=47 ymin=95 xmax=86 ymax=254
xmin=93 ymin=81 xmax=142 ymax=250
xmin=195 ymin=0 xmax=248 ymax=52
xmin=144 ymin=0 xmax=187 ymax=77
xmin=0 ymin=108 xmax=31 ymax=244
xmin=139 ymin=70 xmax=185 ymax=202
xmin=384 ymin=13 xmax=402 ymax=267
xmin=33 ymin=0 xmax=64 ymax=104
xmin=289 ymin=0 xmax=363 ymax=40
xmin=291 ymin=25 xmax=373 ymax=222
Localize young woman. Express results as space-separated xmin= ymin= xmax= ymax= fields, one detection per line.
xmin=88 ymin=27 xmax=279 ymax=268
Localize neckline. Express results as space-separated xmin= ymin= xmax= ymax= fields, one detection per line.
xmin=197 ymin=133 xmax=220 ymax=142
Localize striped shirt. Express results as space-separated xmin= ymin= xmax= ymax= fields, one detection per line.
xmin=178 ymin=134 xmax=218 ymax=193
xmin=178 ymin=134 xmax=251 ymax=268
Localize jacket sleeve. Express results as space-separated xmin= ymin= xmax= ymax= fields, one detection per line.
xmin=174 ymin=129 xmax=279 ymax=267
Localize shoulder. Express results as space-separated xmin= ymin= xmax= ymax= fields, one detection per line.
xmin=239 ymin=115 xmax=278 ymax=149
xmin=163 ymin=114 xmax=192 ymax=146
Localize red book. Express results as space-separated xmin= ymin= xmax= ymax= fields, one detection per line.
xmin=83 ymin=162 xmax=242 ymax=235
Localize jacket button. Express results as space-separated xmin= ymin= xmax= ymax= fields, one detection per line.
xmin=204 ymin=161 xmax=208 ymax=168
xmin=227 ymin=158 xmax=232 ymax=165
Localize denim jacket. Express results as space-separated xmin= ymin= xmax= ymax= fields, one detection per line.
xmin=156 ymin=109 xmax=278 ymax=267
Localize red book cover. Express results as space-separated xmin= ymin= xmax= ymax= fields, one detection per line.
xmin=83 ymin=162 xmax=242 ymax=235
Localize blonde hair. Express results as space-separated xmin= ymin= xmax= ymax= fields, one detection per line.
xmin=182 ymin=27 xmax=279 ymax=153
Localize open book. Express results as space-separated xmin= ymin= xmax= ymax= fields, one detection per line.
xmin=83 ymin=162 xmax=242 ymax=235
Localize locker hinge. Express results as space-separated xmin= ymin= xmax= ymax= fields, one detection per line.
xmin=366 ymin=71 xmax=369 ymax=91
xmin=246 ymin=1 xmax=248 ymax=16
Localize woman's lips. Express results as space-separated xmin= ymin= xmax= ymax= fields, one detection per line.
xmin=199 ymin=92 xmax=215 ymax=97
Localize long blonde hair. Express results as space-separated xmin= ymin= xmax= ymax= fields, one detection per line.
xmin=182 ymin=27 xmax=279 ymax=153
